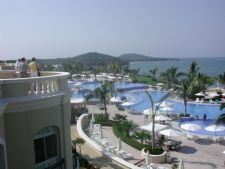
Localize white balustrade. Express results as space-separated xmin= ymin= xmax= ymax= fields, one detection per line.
xmin=0 ymin=71 xmax=69 ymax=99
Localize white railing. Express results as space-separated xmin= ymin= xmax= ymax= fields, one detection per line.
xmin=0 ymin=71 xmax=70 ymax=99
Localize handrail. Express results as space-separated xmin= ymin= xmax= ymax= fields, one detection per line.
xmin=0 ymin=71 xmax=70 ymax=98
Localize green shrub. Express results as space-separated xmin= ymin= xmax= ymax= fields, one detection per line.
xmin=179 ymin=113 xmax=191 ymax=117
xmin=112 ymin=123 xmax=147 ymax=150
xmin=144 ymin=146 xmax=164 ymax=155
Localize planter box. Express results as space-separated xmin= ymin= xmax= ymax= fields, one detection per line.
xmin=141 ymin=148 xmax=166 ymax=164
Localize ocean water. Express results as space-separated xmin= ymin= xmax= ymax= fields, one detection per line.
xmin=130 ymin=57 xmax=225 ymax=76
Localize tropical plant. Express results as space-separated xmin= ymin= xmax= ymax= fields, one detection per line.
xmin=86 ymin=82 xmax=111 ymax=115
xmin=218 ymin=72 xmax=225 ymax=85
xmin=109 ymin=63 xmax=121 ymax=76
xmin=187 ymin=61 xmax=200 ymax=81
xmin=160 ymin=67 xmax=185 ymax=88
xmin=221 ymin=103 xmax=225 ymax=110
xmin=72 ymin=138 xmax=85 ymax=155
xmin=123 ymin=120 xmax=137 ymax=137
xmin=113 ymin=113 xmax=127 ymax=124
xmin=145 ymin=91 xmax=170 ymax=148
xmin=179 ymin=80 xmax=191 ymax=115
xmin=215 ymin=113 xmax=225 ymax=125
xmin=133 ymin=131 xmax=151 ymax=144
xmin=149 ymin=68 xmax=158 ymax=80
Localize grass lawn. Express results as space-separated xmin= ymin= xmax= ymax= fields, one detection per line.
xmin=131 ymin=75 xmax=161 ymax=85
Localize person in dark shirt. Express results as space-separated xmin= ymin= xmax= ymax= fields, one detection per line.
xmin=203 ymin=113 xmax=207 ymax=120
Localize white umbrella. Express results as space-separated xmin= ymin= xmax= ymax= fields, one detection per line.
xmin=143 ymin=109 xmax=152 ymax=115
xmin=159 ymin=128 xmax=182 ymax=137
xmin=222 ymin=93 xmax=225 ymax=97
xmin=140 ymin=122 xmax=168 ymax=132
xmin=157 ymin=83 xmax=164 ymax=86
xmin=205 ymin=125 xmax=225 ymax=132
xmin=208 ymin=92 xmax=220 ymax=98
xmin=74 ymin=82 xmax=82 ymax=86
xmin=110 ymin=97 xmax=122 ymax=103
xmin=222 ymin=150 xmax=225 ymax=154
xmin=160 ymin=106 xmax=174 ymax=112
xmin=155 ymin=101 xmax=174 ymax=108
xmin=117 ymin=137 xmax=122 ymax=152
xmin=122 ymin=101 xmax=135 ymax=106
xmin=155 ymin=115 xmax=171 ymax=121
xmin=181 ymin=123 xmax=201 ymax=131
xmin=195 ymin=92 xmax=205 ymax=96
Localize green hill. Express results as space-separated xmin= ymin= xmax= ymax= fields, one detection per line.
xmin=39 ymin=52 xmax=128 ymax=66
xmin=119 ymin=53 xmax=178 ymax=62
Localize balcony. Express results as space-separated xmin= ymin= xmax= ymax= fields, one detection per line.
xmin=0 ymin=70 xmax=70 ymax=99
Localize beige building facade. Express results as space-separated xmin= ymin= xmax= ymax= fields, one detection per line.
xmin=0 ymin=71 xmax=73 ymax=169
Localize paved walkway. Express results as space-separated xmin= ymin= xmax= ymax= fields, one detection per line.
xmin=71 ymin=125 xmax=129 ymax=169
xmin=86 ymin=104 xmax=225 ymax=169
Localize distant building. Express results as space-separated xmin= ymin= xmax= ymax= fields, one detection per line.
xmin=0 ymin=70 xmax=74 ymax=169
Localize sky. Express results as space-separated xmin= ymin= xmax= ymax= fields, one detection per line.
xmin=1 ymin=0 xmax=225 ymax=60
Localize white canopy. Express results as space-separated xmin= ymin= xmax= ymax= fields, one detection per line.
xmin=156 ymin=83 xmax=164 ymax=86
xmin=110 ymin=97 xmax=122 ymax=103
xmin=181 ymin=123 xmax=201 ymax=131
xmin=159 ymin=128 xmax=182 ymax=137
xmin=140 ymin=122 xmax=168 ymax=132
xmin=222 ymin=93 xmax=225 ymax=96
xmin=70 ymin=98 xmax=85 ymax=104
xmin=160 ymin=106 xmax=175 ymax=112
xmin=74 ymin=82 xmax=83 ymax=86
xmin=208 ymin=92 xmax=220 ymax=97
xmin=143 ymin=109 xmax=152 ymax=115
xmin=155 ymin=101 xmax=174 ymax=108
xmin=122 ymin=101 xmax=135 ymax=106
xmin=205 ymin=125 xmax=225 ymax=132
xmin=195 ymin=92 xmax=205 ymax=96
xmin=155 ymin=115 xmax=171 ymax=121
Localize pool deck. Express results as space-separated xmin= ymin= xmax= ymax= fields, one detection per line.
xmin=82 ymin=104 xmax=225 ymax=169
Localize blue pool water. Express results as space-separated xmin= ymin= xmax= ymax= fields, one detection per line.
xmin=180 ymin=119 xmax=225 ymax=136
xmin=121 ymin=90 xmax=168 ymax=113
xmin=69 ymin=80 xmax=225 ymax=120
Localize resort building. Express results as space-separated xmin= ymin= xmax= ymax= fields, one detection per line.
xmin=0 ymin=70 xmax=73 ymax=169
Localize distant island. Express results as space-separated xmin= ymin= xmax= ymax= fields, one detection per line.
xmin=38 ymin=52 xmax=178 ymax=66
xmin=119 ymin=53 xmax=179 ymax=62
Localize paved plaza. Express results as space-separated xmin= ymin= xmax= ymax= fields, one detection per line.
xmin=73 ymin=104 xmax=225 ymax=169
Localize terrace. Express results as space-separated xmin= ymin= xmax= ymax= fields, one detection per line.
xmin=0 ymin=70 xmax=70 ymax=99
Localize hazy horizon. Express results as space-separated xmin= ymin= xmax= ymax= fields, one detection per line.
xmin=1 ymin=0 xmax=225 ymax=60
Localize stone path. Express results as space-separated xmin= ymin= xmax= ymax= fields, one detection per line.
xmin=86 ymin=104 xmax=225 ymax=169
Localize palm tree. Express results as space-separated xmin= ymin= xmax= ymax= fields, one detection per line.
xmin=179 ymin=80 xmax=190 ymax=115
xmin=72 ymin=138 xmax=85 ymax=155
xmin=221 ymin=103 xmax=225 ymax=110
xmin=113 ymin=113 xmax=127 ymax=124
xmin=160 ymin=67 xmax=185 ymax=88
xmin=86 ymin=82 xmax=111 ymax=115
xmin=149 ymin=68 xmax=158 ymax=80
xmin=123 ymin=120 xmax=137 ymax=137
xmin=110 ymin=63 xmax=121 ymax=76
xmin=218 ymin=72 xmax=225 ymax=85
xmin=133 ymin=131 xmax=151 ymax=144
xmin=187 ymin=61 xmax=200 ymax=81
xmin=145 ymin=91 xmax=170 ymax=148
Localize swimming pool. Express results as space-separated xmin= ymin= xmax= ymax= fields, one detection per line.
xmin=180 ymin=119 xmax=225 ymax=136
xmin=69 ymin=80 xmax=225 ymax=119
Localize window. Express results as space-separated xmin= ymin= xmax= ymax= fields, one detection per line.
xmin=34 ymin=127 xmax=59 ymax=165
xmin=0 ymin=144 xmax=6 ymax=169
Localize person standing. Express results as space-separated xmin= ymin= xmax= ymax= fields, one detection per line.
xmin=19 ymin=57 xmax=28 ymax=78
xmin=15 ymin=58 xmax=21 ymax=70
xmin=29 ymin=57 xmax=39 ymax=77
